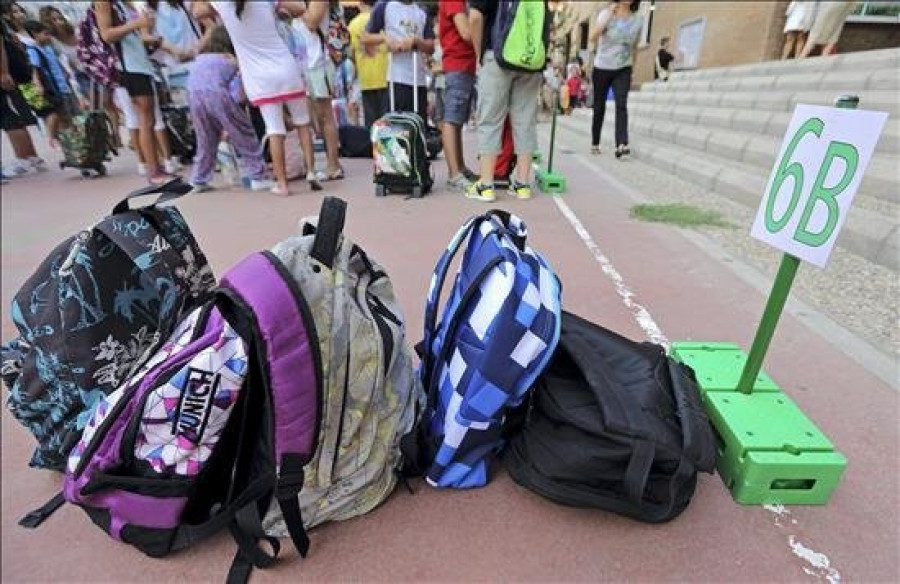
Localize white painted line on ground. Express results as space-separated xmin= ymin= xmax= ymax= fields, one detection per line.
xmin=550 ymin=194 xmax=670 ymax=348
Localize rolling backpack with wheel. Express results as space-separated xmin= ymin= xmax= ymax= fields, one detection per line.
xmin=372 ymin=51 xmax=433 ymax=198
xmin=504 ymin=311 xmax=717 ymax=523
xmin=401 ymin=211 xmax=562 ymax=488
xmin=161 ymin=104 xmax=196 ymax=164
xmin=59 ymin=87 xmax=118 ymax=177
xmin=1 ymin=180 xmax=216 ymax=471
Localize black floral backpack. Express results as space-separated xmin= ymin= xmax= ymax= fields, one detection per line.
xmin=1 ymin=180 xmax=216 ymax=470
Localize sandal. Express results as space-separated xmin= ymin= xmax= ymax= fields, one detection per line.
xmin=148 ymin=171 xmax=177 ymax=186
xmin=325 ymin=167 xmax=345 ymax=181
xmin=591 ymin=146 xmax=601 ymax=155
xmin=270 ymin=185 xmax=290 ymax=197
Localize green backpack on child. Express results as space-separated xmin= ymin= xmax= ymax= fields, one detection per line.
xmin=491 ymin=0 xmax=550 ymax=73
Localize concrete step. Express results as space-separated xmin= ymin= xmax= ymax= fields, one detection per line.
xmin=628 ymin=101 xmax=900 ymax=156
xmin=556 ymin=113 xmax=900 ymax=271
xmin=642 ymin=66 xmax=900 ymax=94
xmin=578 ymin=108 xmax=899 ymax=206
xmin=654 ymin=47 xmax=900 ymax=85
xmin=630 ymin=88 xmax=900 ymax=117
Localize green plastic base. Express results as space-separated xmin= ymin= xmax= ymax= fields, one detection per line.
xmin=670 ymin=342 xmax=779 ymax=393
xmin=670 ymin=341 xmax=847 ymax=505
xmin=536 ymin=169 xmax=566 ymax=194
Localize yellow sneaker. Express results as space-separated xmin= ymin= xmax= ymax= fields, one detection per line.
xmin=511 ymin=179 xmax=533 ymax=200
xmin=465 ymin=181 xmax=496 ymax=202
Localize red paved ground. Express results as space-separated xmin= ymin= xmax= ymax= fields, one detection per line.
xmin=1 ymin=136 xmax=897 ymax=582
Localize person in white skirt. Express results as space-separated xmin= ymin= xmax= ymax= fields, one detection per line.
xmin=193 ymin=0 xmax=315 ymax=196
xmin=782 ymin=1 xmax=818 ymax=59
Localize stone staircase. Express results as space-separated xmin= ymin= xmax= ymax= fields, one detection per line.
xmin=559 ymin=48 xmax=900 ymax=270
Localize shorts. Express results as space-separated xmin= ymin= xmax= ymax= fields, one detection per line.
xmin=476 ymin=51 xmax=541 ymax=156
xmin=0 ymin=88 xmax=37 ymax=130
xmin=120 ymin=72 xmax=155 ymax=97
xmin=443 ymin=71 xmax=475 ymax=126
xmin=306 ymin=62 xmax=336 ymax=100
xmin=258 ymin=98 xmax=311 ymax=137
xmin=114 ymin=85 xmax=165 ymax=131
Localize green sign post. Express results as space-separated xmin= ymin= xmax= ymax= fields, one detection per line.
xmin=536 ymin=90 xmax=567 ymax=194
xmin=671 ymin=95 xmax=888 ymax=505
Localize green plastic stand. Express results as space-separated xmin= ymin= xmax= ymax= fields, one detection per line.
xmin=536 ymin=168 xmax=567 ymax=193
xmin=670 ymin=341 xmax=847 ymax=505
xmin=537 ymin=89 xmax=566 ymax=194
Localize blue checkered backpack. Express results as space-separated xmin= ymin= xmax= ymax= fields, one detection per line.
xmin=402 ymin=211 xmax=562 ymax=488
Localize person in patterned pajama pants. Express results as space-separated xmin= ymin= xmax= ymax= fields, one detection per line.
xmin=186 ymin=26 xmax=271 ymax=192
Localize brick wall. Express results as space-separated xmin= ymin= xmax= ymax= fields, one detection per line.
xmin=839 ymin=23 xmax=900 ymax=53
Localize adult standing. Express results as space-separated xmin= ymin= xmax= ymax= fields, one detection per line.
xmin=193 ymin=0 xmax=314 ymax=196
xmin=589 ymin=0 xmax=642 ymax=158
xmin=782 ymin=1 xmax=818 ymax=59
xmin=654 ymin=36 xmax=675 ymax=81
xmin=94 ymin=0 xmax=175 ymax=184
xmin=348 ymin=0 xmax=388 ymax=128
xmin=467 ymin=0 xmax=547 ymax=203
xmin=800 ymin=1 xmax=857 ymax=58
xmin=364 ymin=0 xmax=435 ymax=121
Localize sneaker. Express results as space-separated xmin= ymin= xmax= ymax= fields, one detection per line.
xmin=306 ymin=172 xmax=323 ymax=191
xmin=190 ymin=182 xmax=214 ymax=194
xmin=447 ymin=173 xmax=473 ymax=192
xmin=28 ymin=157 xmax=48 ymax=172
xmin=465 ymin=181 xmax=496 ymax=202
xmin=137 ymin=163 xmax=148 ymax=177
xmin=462 ymin=167 xmax=479 ymax=182
xmin=1 ymin=171 xmax=9 ymax=184
xmin=3 ymin=160 xmax=30 ymax=176
xmin=250 ymin=178 xmax=276 ymax=191
xmin=164 ymin=157 xmax=183 ymax=174
xmin=511 ymin=179 xmax=533 ymax=200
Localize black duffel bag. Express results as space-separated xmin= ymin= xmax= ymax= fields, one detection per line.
xmin=505 ymin=311 xmax=717 ymax=523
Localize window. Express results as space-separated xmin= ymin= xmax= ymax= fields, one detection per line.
xmin=675 ymin=17 xmax=705 ymax=70
xmin=848 ymin=1 xmax=900 ymax=23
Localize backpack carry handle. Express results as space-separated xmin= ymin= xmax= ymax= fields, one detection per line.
xmin=112 ymin=178 xmax=193 ymax=214
xmin=309 ymin=196 xmax=347 ymax=270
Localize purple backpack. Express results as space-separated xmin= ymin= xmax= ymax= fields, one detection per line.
xmin=21 ymin=251 xmax=323 ymax=582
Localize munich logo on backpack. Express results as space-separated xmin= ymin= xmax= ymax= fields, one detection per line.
xmin=1 ymin=179 xmax=216 ymax=471
xmin=403 ymin=210 xmax=562 ymax=489
xmin=17 ymin=197 xmax=422 ymax=583
xmin=491 ymin=0 xmax=550 ymax=73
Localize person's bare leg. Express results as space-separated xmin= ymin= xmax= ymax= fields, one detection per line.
xmin=444 ymin=121 xmax=461 ymax=178
xmin=296 ymin=125 xmax=323 ymax=190
xmin=155 ymin=129 xmax=173 ymax=161
xmin=782 ymin=31 xmax=797 ymax=59
xmin=129 ymin=129 xmax=145 ymax=162
xmin=799 ymin=39 xmax=817 ymax=59
xmin=268 ymin=134 xmax=288 ymax=194
xmin=47 ymin=113 xmax=61 ymax=148
xmin=823 ymin=42 xmax=839 ymax=56
xmin=134 ymin=95 xmax=160 ymax=173
xmin=315 ymin=98 xmax=341 ymax=175
xmin=515 ymin=153 xmax=532 ymax=185
xmin=6 ymin=128 xmax=38 ymax=159
xmin=479 ymin=154 xmax=496 ymax=186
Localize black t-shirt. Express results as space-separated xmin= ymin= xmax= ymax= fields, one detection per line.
xmin=468 ymin=0 xmax=497 ymax=61
xmin=655 ymin=48 xmax=674 ymax=79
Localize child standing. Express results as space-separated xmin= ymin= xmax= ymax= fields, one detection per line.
xmin=186 ymin=26 xmax=272 ymax=192
xmin=23 ymin=20 xmax=77 ymax=147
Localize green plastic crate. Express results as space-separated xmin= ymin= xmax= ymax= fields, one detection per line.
xmin=671 ymin=341 xmax=779 ymax=393
xmin=705 ymin=391 xmax=847 ymax=504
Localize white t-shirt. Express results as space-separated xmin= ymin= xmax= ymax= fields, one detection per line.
xmin=212 ymin=1 xmax=305 ymax=105
xmin=366 ymin=1 xmax=433 ymax=87
xmin=293 ymin=12 xmax=329 ymax=70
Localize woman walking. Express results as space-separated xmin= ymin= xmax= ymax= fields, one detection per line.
xmin=589 ymin=0 xmax=642 ymax=158
xmin=193 ymin=0 xmax=317 ymax=196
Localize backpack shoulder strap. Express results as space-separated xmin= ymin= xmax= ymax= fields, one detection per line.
xmin=218 ymin=251 xmax=322 ymax=576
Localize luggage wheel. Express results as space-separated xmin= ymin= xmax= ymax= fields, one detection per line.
xmin=412 ymin=186 xmax=423 ymax=199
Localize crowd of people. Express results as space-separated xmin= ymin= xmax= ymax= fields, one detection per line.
xmin=2 ymin=0 xmax=793 ymax=200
